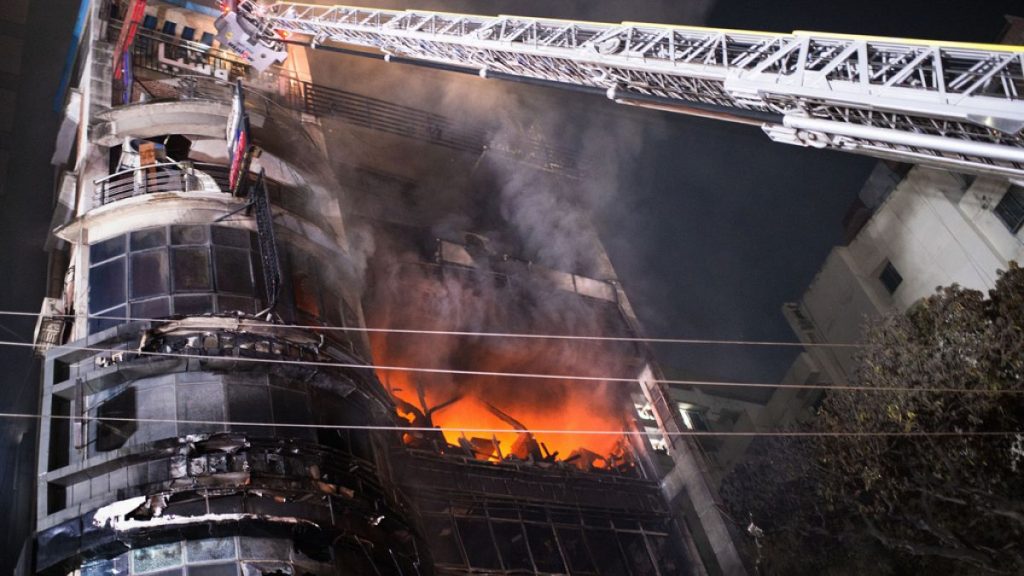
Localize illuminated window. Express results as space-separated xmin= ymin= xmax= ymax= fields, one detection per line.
xmin=677 ymin=403 xmax=708 ymax=431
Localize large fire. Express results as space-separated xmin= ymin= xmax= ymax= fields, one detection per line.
xmin=364 ymin=261 xmax=638 ymax=471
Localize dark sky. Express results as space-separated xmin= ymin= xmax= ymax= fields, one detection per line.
xmin=592 ymin=0 xmax=1023 ymax=391
xmin=318 ymin=0 xmax=1022 ymax=393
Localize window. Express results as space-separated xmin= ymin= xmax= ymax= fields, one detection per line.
xmin=130 ymin=250 xmax=168 ymax=298
xmin=86 ymin=226 xmax=281 ymax=332
xmin=879 ymin=260 xmax=903 ymax=295
xmin=678 ymin=404 xmax=708 ymax=431
xmin=132 ymin=542 xmax=182 ymax=573
xmin=172 ymin=247 xmax=212 ymax=291
xmin=95 ymin=387 xmax=137 ymax=452
xmin=89 ymin=259 xmax=125 ymax=313
xmin=995 ymin=185 xmax=1024 ymax=234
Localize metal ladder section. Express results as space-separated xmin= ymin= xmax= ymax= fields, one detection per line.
xmin=244 ymin=1 xmax=1024 ymax=178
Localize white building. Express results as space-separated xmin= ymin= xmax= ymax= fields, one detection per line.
xmin=675 ymin=160 xmax=1024 ymax=480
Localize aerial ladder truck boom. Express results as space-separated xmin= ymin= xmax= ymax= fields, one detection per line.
xmin=218 ymin=1 xmax=1024 ymax=179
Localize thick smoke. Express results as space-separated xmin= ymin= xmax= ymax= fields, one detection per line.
xmin=302 ymin=0 xmax=696 ymax=456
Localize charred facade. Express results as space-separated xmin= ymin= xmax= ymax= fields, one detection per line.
xmin=20 ymin=2 xmax=745 ymax=575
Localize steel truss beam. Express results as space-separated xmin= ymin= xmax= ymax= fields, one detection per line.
xmin=238 ymin=1 xmax=1024 ymax=177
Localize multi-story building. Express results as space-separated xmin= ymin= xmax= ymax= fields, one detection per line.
xmin=17 ymin=1 xmax=747 ymax=574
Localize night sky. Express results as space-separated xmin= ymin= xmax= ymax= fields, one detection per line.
xmin=0 ymin=0 xmax=1020 ymax=570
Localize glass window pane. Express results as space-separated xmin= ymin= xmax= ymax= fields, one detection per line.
xmin=172 ymin=247 xmax=211 ymax=291
xmin=238 ymin=537 xmax=289 ymax=560
xmin=212 ymin=226 xmax=251 ymax=248
xmin=215 ymin=247 xmax=254 ymax=294
xmin=89 ymin=305 xmax=125 ymax=334
xmin=131 ymin=228 xmax=167 ymax=250
xmin=133 ymin=542 xmax=182 ymax=573
xmin=171 ymin=225 xmax=209 ymax=245
xmin=188 ymin=564 xmax=237 ymax=576
xmin=186 ymin=538 xmax=236 ymax=561
xmin=131 ymin=250 xmax=169 ymax=299
xmin=173 ymin=295 xmax=214 ymax=315
xmin=89 ymin=258 xmax=126 ymax=313
xmin=131 ymin=297 xmax=170 ymax=320
xmin=217 ymin=296 xmax=255 ymax=315
xmin=90 ymin=235 xmax=125 ymax=263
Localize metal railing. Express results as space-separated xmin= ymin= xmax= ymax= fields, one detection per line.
xmin=107 ymin=19 xmax=582 ymax=177
xmin=92 ymin=162 xmax=232 ymax=207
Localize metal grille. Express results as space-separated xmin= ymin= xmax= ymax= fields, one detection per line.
xmin=246 ymin=1 xmax=1024 ymax=177
xmin=250 ymin=171 xmax=283 ymax=312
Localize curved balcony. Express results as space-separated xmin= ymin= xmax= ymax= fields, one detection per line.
xmin=92 ymin=161 xmax=232 ymax=207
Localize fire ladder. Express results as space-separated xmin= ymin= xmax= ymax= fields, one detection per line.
xmin=228 ymin=1 xmax=1024 ymax=179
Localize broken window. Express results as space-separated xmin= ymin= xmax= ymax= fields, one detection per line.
xmin=456 ymin=518 xmax=502 ymax=570
xmin=422 ymin=514 xmax=464 ymax=565
xmin=186 ymin=537 xmax=237 ymax=561
xmin=492 ymin=521 xmax=532 ymax=570
xmin=525 ymin=523 xmax=565 ymax=572
xmin=583 ymin=530 xmax=629 ymax=576
xmin=94 ymin=387 xmax=137 ymax=452
xmin=132 ymin=542 xmax=182 ymax=573
xmin=556 ymin=527 xmax=596 ymax=573
xmin=618 ymin=532 xmax=658 ymax=576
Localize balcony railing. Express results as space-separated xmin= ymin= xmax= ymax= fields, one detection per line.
xmin=92 ymin=161 xmax=231 ymax=207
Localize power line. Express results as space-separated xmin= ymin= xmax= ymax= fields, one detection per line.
xmin=0 ymin=411 xmax=1017 ymax=438
xmin=0 ymin=338 xmax=1018 ymax=395
xmin=0 ymin=308 xmax=866 ymax=349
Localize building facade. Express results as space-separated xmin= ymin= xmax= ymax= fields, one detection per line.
xmin=18 ymin=1 xmax=746 ymax=574
xmin=677 ymin=160 xmax=1024 ymax=480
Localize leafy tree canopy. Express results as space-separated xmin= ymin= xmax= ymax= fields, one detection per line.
xmin=722 ymin=263 xmax=1024 ymax=575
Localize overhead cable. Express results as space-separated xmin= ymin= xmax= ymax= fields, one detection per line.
xmin=0 ymin=308 xmax=866 ymax=348
xmin=0 ymin=411 xmax=1017 ymax=438
xmin=0 ymin=339 xmax=1018 ymax=395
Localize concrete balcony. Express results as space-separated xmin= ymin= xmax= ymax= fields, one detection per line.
xmin=91 ymin=161 xmax=231 ymax=207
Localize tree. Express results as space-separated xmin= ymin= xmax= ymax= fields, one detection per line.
xmin=721 ymin=263 xmax=1024 ymax=575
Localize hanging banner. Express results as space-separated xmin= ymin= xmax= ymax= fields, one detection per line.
xmin=226 ymin=80 xmax=253 ymax=196
xmin=112 ymin=0 xmax=147 ymax=81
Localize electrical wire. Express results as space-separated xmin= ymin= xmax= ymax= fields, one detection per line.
xmin=0 ymin=308 xmax=867 ymax=349
xmin=0 ymin=411 xmax=1017 ymax=437
xmin=0 ymin=338 xmax=1018 ymax=395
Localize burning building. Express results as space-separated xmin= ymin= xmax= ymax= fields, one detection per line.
xmin=18 ymin=1 xmax=746 ymax=574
